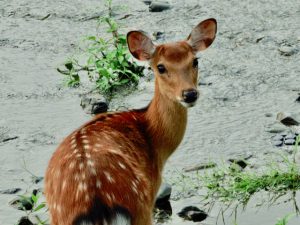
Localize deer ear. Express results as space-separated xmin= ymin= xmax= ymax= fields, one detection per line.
xmin=127 ymin=31 xmax=155 ymax=61
xmin=187 ymin=18 xmax=217 ymax=52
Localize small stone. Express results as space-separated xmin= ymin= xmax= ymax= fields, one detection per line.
xmin=17 ymin=216 xmax=33 ymax=225
xmin=285 ymin=133 xmax=296 ymax=140
xmin=284 ymin=139 xmax=295 ymax=145
xmin=228 ymin=159 xmax=247 ymax=169
xmin=177 ymin=206 xmax=208 ymax=222
xmin=272 ymin=134 xmax=283 ymax=141
xmin=265 ymin=113 xmax=273 ymax=117
xmin=273 ymin=140 xmax=283 ymax=147
xmin=278 ymin=46 xmax=298 ymax=56
xmin=80 ymin=93 xmax=108 ymax=115
xmin=277 ymin=112 xmax=300 ymax=126
xmin=149 ymin=1 xmax=171 ymax=12
xmin=31 ymin=176 xmax=43 ymax=184
xmin=156 ymin=182 xmax=172 ymax=202
xmin=0 ymin=188 xmax=21 ymax=194
xmin=153 ymin=31 xmax=165 ymax=40
xmin=183 ymin=162 xmax=216 ymax=172
xmin=155 ymin=183 xmax=172 ymax=215
xmin=142 ymin=0 xmax=152 ymax=5
xmin=296 ymin=95 xmax=300 ymax=103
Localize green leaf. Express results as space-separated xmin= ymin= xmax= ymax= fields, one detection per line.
xmin=65 ymin=62 xmax=73 ymax=70
xmin=33 ymin=203 xmax=46 ymax=212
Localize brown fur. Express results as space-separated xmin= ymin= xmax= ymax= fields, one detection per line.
xmin=45 ymin=18 xmax=217 ymax=225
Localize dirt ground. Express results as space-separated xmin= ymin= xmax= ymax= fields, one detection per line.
xmin=0 ymin=0 xmax=300 ymax=224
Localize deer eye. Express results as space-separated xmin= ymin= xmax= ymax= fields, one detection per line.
xmin=193 ymin=58 xmax=198 ymax=68
xmin=157 ymin=64 xmax=166 ymax=74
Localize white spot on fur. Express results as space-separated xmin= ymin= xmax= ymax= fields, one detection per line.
xmin=76 ymin=154 xmax=82 ymax=158
xmin=90 ymin=167 xmax=97 ymax=175
xmin=85 ymin=195 xmax=89 ymax=202
xmin=106 ymin=193 xmax=112 ymax=202
xmin=69 ymin=161 xmax=76 ymax=169
xmin=81 ymin=172 xmax=86 ymax=180
xmin=71 ymin=143 xmax=77 ymax=149
xmin=118 ymin=162 xmax=126 ymax=169
xmin=104 ymin=171 xmax=115 ymax=183
xmin=79 ymin=163 xmax=84 ymax=170
xmin=82 ymin=139 xmax=90 ymax=144
xmin=62 ymin=180 xmax=67 ymax=190
xmin=87 ymin=160 xmax=94 ymax=167
xmin=83 ymin=145 xmax=91 ymax=150
xmin=74 ymin=173 xmax=80 ymax=181
xmin=132 ymin=186 xmax=138 ymax=194
xmin=85 ymin=153 xmax=91 ymax=158
xmin=96 ymin=180 xmax=102 ymax=188
xmin=78 ymin=182 xmax=84 ymax=191
xmin=57 ymin=204 xmax=61 ymax=213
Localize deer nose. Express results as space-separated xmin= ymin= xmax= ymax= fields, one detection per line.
xmin=182 ymin=89 xmax=198 ymax=103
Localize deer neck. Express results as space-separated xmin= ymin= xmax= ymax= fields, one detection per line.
xmin=145 ymin=79 xmax=188 ymax=169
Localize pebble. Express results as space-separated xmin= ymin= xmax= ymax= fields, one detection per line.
xmin=0 ymin=188 xmax=21 ymax=194
xmin=285 ymin=133 xmax=296 ymax=140
xmin=80 ymin=94 xmax=108 ymax=114
xmin=155 ymin=183 xmax=172 ymax=215
xmin=149 ymin=1 xmax=171 ymax=12
xmin=177 ymin=206 xmax=208 ymax=222
xmin=228 ymin=159 xmax=247 ymax=169
xmin=273 ymin=140 xmax=283 ymax=147
xmin=296 ymin=95 xmax=300 ymax=103
xmin=272 ymin=134 xmax=283 ymax=141
xmin=277 ymin=112 xmax=300 ymax=126
xmin=284 ymin=139 xmax=295 ymax=145
xmin=278 ymin=46 xmax=298 ymax=56
xmin=17 ymin=216 xmax=33 ymax=225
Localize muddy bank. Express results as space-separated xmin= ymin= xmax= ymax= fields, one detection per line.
xmin=1 ymin=0 xmax=300 ymax=224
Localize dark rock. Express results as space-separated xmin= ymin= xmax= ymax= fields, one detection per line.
xmin=296 ymin=95 xmax=300 ymax=103
xmin=149 ymin=1 xmax=171 ymax=12
xmin=273 ymin=140 xmax=283 ymax=147
xmin=80 ymin=94 xmax=108 ymax=115
xmin=17 ymin=216 xmax=33 ymax=225
xmin=183 ymin=162 xmax=216 ymax=172
xmin=272 ymin=134 xmax=283 ymax=141
xmin=156 ymin=182 xmax=172 ymax=202
xmin=284 ymin=139 xmax=295 ymax=145
xmin=155 ymin=183 xmax=172 ymax=215
xmin=277 ymin=112 xmax=300 ymax=126
xmin=0 ymin=188 xmax=21 ymax=194
xmin=177 ymin=206 xmax=208 ymax=222
xmin=228 ymin=159 xmax=247 ymax=169
xmin=31 ymin=176 xmax=43 ymax=184
xmin=153 ymin=31 xmax=165 ymax=40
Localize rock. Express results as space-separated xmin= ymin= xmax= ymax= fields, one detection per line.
xmin=149 ymin=1 xmax=171 ymax=12
xmin=276 ymin=112 xmax=300 ymax=126
xmin=17 ymin=216 xmax=33 ymax=225
xmin=155 ymin=183 xmax=172 ymax=215
xmin=278 ymin=46 xmax=298 ymax=56
xmin=31 ymin=176 xmax=43 ymax=184
xmin=142 ymin=0 xmax=152 ymax=5
xmin=272 ymin=134 xmax=283 ymax=141
xmin=177 ymin=206 xmax=208 ymax=222
xmin=273 ymin=140 xmax=283 ymax=147
xmin=80 ymin=93 xmax=108 ymax=115
xmin=153 ymin=31 xmax=165 ymax=40
xmin=0 ymin=188 xmax=21 ymax=194
xmin=156 ymin=182 xmax=172 ymax=202
xmin=296 ymin=95 xmax=300 ymax=103
xmin=228 ymin=159 xmax=247 ymax=169
xmin=285 ymin=133 xmax=296 ymax=140
xmin=284 ymin=139 xmax=295 ymax=145
xmin=265 ymin=113 xmax=273 ymax=117
xmin=183 ymin=162 xmax=216 ymax=172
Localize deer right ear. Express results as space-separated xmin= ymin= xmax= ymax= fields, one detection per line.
xmin=127 ymin=31 xmax=155 ymax=61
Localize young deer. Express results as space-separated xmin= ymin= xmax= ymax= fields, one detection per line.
xmin=45 ymin=18 xmax=217 ymax=225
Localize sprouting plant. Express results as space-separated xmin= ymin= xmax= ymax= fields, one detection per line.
xmin=58 ymin=0 xmax=144 ymax=96
xmin=275 ymin=213 xmax=295 ymax=225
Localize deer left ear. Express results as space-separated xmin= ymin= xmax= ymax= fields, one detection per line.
xmin=187 ymin=18 xmax=217 ymax=52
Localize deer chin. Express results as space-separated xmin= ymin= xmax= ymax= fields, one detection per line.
xmin=180 ymin=101 xmax=197 ymax=108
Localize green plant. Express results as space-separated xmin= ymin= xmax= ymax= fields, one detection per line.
xmin=58 ymin=0 xmax=144 ymax=95
xmin=275 ymin=213 xmax=295 ymax=225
